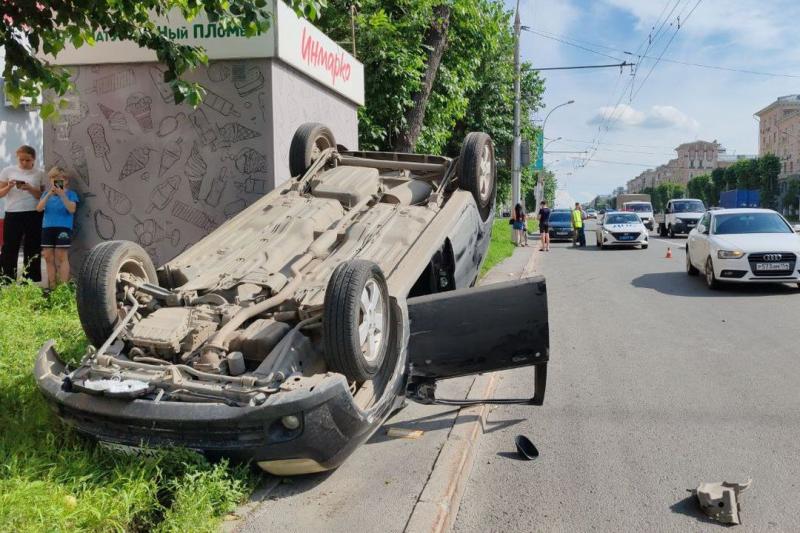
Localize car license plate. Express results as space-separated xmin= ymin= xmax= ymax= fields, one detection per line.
xmin=756 ymin=262 xmax=790 ymax=271
xmin=619 ymin=235 xmax=634 ymax=240
xmin=557 ymin=231 xmax=568 ymax=235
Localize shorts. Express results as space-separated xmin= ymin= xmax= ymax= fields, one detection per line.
xmin=512 ymin=221 xmax=525 ymax=230
xmin=41 ymin=227 xmax=73 ymax=248
xmin=540 ymin=223 xmax=549 ymax=232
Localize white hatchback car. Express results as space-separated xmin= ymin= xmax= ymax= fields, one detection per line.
xmin=595 ymin=211 xmax=649 ymax=249
xmin=686 ymin=208 xmax=800 ymax=289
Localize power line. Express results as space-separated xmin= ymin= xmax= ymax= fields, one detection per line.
xmin=570 ymin=157 xmax=662 ymax=168
xmin=527 ymin=27 xmax=800 ymax=79
xmin=533 ymin=61 xmax=635 ymax=71
xmin=559 ymin=137 xmax=677 ymax=150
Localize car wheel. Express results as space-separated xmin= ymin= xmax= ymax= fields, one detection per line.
xmin=705 ymin=257 xmax=720 ymax=289
xmin=457 ymin=132 xmax=496 ymax=221
xmin=641 ymin=244 xmax=648 ymax=249
xmin=289 ymin=122 xmax=336 ymax=177
xmin=77 ymin=240 xmax=158 ymax=347
xmin=686 ymin=247 xmax=699 ymax=276
xmin=323 ymin=260 xmax=390 ymax=383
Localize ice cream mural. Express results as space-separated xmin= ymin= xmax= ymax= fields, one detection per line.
xmin=42 ymin=2 xmax=362 ymax=269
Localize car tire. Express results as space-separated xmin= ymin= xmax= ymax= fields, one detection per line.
xmin=289 ymin=122 xmax=336 ymax=177
xmin=77 ymin=240 xmax=159 ymax=347
xmin=686 ymin=247 xmax=699 ymax=276
xmin=669 ymin=225 xmax=676 ymax=238
xmin=705 ymin=257 xmax=720 ymax=289
xmin=323 ymin=260 xmax=390 ymax=384
xmin=457 ymin=132 xmax=496 ymax=221
xmin=641 ymin=244 xmax=648 ymax=249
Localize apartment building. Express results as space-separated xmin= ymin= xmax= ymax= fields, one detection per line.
xmin=755 ymin=95 xmax=800 ymax=184
xmin=627 ymin=141 xmax=725 ymax=193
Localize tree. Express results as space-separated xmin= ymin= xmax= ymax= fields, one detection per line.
xmin=1 ymin=0 xmax=323 ymax=114
xmin=652 ymin=182 xmax=684 ymax=212
xmin=686 ymin=174 xmax=710 ymax=202
xmin=782 ymin=178 xmax=800 ymax=216
xmin=759 ymin=154 xmax=781 ymax=210
xmin=317 ymin=0 xmax=545 ymax=181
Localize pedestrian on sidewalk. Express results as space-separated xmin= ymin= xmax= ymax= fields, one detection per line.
xmin=512 ymin=203 xmax=528 ymax=246
xmin=572 ymin=202 xmax=586 ymax=247
xmin=0 ymin=145 xmax=45 ymax=283
xmin=36 ymin=167 xmax=79 ymax=289
xmin=538 ymin=200 xmax=551 ymax=251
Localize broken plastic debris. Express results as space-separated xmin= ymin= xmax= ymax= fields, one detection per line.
xmin=695 ymin=479 xmax=752 ymax=525
xmin=386 ymin=428 xmax=424 ymax=439
xmin=515 ymin=435 xmax=539 ymax=460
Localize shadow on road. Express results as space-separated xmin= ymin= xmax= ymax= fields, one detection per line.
xmin=483 ymin=418 xmax=526 ymax=434
xmin=632 ymin=271 xmax=798 ymax=297
xmin=367 ymin=408 xmax=469 ymax=445
xmin=495 ymin=451 xmax=532 ymax=462
xmin=669 ymin=494 xmax=725 ymax=526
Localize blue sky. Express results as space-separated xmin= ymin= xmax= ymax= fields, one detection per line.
xmin=503 ymin=0 xmax=800 ymax=206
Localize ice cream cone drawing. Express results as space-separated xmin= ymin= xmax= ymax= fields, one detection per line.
xmin=216 ymin=122 xmax=261 ymax=148
xmin=208 ymin=63 xmax=231 ymax=83
xmin=133 ymin=217 xmax=180 ymax=247
xmin=204 ymin=167 xmax=228 ymax=207
xmin=94 ymin=210 xmax=116 ymax=240
xmin=101 ymin=183 xmax=132 ymax=215
xmin=97 ymin=102 xmax=133 ymax=134
xmin=202 ymin=88 xmax=240 ymax=117
xmin=189 ymin=108 xmax=218 ymax=147
xmin=70 ymin=142 xmax=90 ymax=186
xmin=157 ymin=113 xmax=185 ymax=137
xmin=149 ymin=66 xmax=174 ymax=103
xmin=232 ymin=147 xmax=269 ymax=174
xmin=87 ymin=123 xmax=112 ymax=172
xmin=185 ymin=142 xmax=207 ymax=203
xmin=125 ymin=93 xmax=154 ymax=130
xmin=159 ymin=138 xmax=183 ymax=177
xmin=148 ymin=175 xmax=181 ymax=212
xmin=120 ymin=147 xmax=154 ymax=181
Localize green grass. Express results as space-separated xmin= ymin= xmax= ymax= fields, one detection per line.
xmin=480 ymin=217 xmax=538 ymax=277
xmin=0 ymin=283 xmax=256 ymax=533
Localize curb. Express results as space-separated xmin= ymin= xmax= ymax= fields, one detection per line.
xmin=403 ymin=246 xmax=538 ymax=533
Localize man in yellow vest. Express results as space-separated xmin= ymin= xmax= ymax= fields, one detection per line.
xmin=572 ymin=202 xmax=586 ymax=247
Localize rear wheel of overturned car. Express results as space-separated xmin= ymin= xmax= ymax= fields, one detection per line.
xmin=289 ymin=122 xmax=336 ymax=177
xmin=458 ymin=132 xmax=496 ymax=221
xmin=323 ymin=260 xmax=390 ymax=384
xmin=77 ymin=240 xmax=158 ymax=347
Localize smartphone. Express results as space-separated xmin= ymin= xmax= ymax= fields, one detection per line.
xmin=54 ymin=179 xmax=64 ymax=189
xmin=13 ymin=180 xmax=24 ymax=188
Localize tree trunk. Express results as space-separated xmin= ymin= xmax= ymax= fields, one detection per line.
xmin=394 ymin=4 xmax=451 ymax=153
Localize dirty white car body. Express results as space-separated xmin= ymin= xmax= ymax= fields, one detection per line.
xmin=34 ymin=125 xmax=550 ymax=475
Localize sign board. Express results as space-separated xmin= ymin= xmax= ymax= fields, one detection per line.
xmin=520 ymin=141 xmax=531 ymax=167
xmin=533 ymin=130 xmax=544 ymax=171
xmin=42 ymin=0 xmax=364 ymax=105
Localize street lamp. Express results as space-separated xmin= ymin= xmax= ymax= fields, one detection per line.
xmin=541 ymin=99 xmax=575 ymax=134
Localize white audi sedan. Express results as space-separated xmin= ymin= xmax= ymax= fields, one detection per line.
xmin=686 ymin=208 xmax=800 ymax=289
xmin=595 ymin=211 xmax=649 ymax=249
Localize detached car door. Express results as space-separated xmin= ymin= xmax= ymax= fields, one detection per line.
xmin=405 ymin=276 xmax=549 ymax=405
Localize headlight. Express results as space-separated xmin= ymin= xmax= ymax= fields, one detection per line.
xmin=717 ymin=250 xmax=744 ymax=259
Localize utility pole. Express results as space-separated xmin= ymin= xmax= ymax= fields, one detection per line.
xmin=512 ymin=1 xmax=522 ymax=210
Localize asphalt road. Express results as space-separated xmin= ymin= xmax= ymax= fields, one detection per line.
xmin=454 ymin=222 xmax=800 ymax=532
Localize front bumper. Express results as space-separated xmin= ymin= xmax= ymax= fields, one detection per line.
xmin=672 ymin=221 xmax=699 ymax=234
xmin=549 ymin=227 xmax=575 ymax=241
xmin=34 ymin=341 xmax=400 ymax=472
xmin=714 ymin=255 xmax=800 ymax=283
xmin=598 ymin=231 xmax=648 ymax=247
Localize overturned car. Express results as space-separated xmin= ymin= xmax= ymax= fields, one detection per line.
xmin=35 ymin=124 xmax=549 ymax=475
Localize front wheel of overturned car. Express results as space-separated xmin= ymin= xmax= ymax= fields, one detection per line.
xmin=77 ymin=240 xmax=158 ymax=347
xmin=289 ymin=122 xmax=336 ymax=177
xmin=458 ymin=132 xmax=496 ymax=221
xmin=323 ymin=260 xmax=390 ymax=384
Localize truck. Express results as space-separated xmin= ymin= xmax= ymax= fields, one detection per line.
xmin=654 ymin=198 xmax=706 ymax=237
xmin=719 ymin=189 xmax=760 ymax=209
xmin=616 ymin=194 xmax=654 ymax=230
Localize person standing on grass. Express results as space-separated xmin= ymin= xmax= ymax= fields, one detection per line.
xmin=512 ymin=203 xmax=528 ymax=246
xmin=36 ymin=167 xmax=79 ymax=289
xmin=572 ymin=202 xmax=586 ymax=247
xmin=0 ymin=145 xmax=45 ymax=282
xmin=538 ymin=200 xmax=551 ymax=251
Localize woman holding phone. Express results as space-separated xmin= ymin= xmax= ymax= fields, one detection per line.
xmin=36 ymin=167 xmax=79 ymax=289
xmin=0 ymin=145 xmax=45 ymax=282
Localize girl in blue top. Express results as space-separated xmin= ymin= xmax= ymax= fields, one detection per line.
xmin=36 ymin=167 xmax=79 ymax=289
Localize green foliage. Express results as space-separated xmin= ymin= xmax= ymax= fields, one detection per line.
xmin=686 ymin=173 xmax=719 ymax=207
xmin=650 ymin=182 xmax=685 ymax=212
xmin=480 ymin=216 xmax=536 ymax=278
xmin=317 ymin=0 xmax=545 ymax=201
xmin=783 ymin=178 xmax=800 ymax=213
xmin=0 ymin=283 xmax=256 ymax=532
xmin=759 ymin=154 xmax=781 ymax=210
xmin=0 ymin=0 xmax=324 ymax=109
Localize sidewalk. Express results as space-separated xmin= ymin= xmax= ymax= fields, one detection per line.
xmin=227 ymin=244 xmax=538 ymax=533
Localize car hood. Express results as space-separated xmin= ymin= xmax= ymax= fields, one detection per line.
xmin=712 ymin=233 xmax=800 ymax=253
xmin=674 ymin=213 xmax=703 ymax=221
xmin=604 ymin=223 xmax=644 ymax=231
